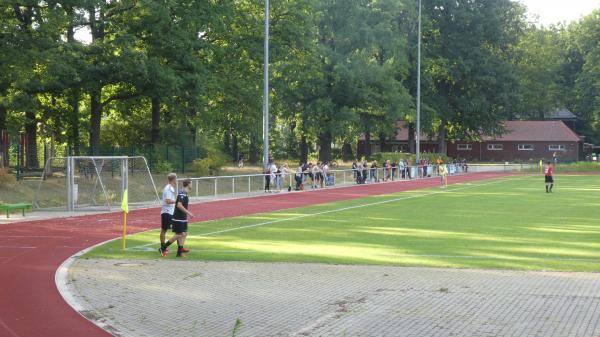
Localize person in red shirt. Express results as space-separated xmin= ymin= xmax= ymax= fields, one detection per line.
xmin=545 ymin=161 xmax=554 ymax=193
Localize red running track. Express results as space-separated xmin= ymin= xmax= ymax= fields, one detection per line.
xmin=0 ymin=172 xmax=510 ymax=337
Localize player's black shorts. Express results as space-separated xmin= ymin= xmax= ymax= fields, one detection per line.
xmin=172 ymin=220 xmax=188 ymax=234
xmin=161 ymin=213 xmax=172 ymax=230
xmin=545 ymin=175 xmax=554 ymax=183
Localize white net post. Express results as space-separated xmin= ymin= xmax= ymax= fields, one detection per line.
xmin=67 ymin=156 xmax=75 ymax=211
xmin=122 ymin=157 xmax=128 ymax=205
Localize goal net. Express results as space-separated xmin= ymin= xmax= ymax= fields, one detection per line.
xmin=34 ymin=156 xmax=160 ymax=211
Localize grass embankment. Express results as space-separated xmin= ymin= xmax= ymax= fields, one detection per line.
xmin=556 ymin=161 xmax=600 ymax=172
xmin=0 ymin=166 xmax=259 ymax=205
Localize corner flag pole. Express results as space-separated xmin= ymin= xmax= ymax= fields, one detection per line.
xmin=121 ymin=189 xmax=129 ymax=251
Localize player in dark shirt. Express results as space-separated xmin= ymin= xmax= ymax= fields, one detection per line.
xmin=159 ymin=178 xmax=195 ymax=257
xmin=545 ymin=161 xmax=554 ymax=193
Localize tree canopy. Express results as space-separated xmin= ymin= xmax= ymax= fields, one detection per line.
xmin=1 ymin=1 xmax=599 ymax=168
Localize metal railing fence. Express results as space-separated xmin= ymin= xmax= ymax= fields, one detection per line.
xmin=176 ymin=163 xmax=535 ymax=200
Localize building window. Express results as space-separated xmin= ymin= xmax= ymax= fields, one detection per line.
xmin=487 ymin=144 xmax=503 ymax=151
xmin=518 ymin=144 xmax=534 ymax=151
xmin=457 ymin=144 xmax=472 ymax=151
xmin=549 ymin=145 xmax=566 ymax=151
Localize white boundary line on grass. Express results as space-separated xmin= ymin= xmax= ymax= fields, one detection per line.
xmin=129 ymin=175 xmax=525 ymax=251
xmin=375 ymin=252 xmax=600 ymax=263
xmin=125 ymin=248 xmax=600 ymax=263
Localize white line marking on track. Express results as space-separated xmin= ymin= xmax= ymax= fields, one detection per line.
xmin=5 ymin=235 xmax=67 ymax=239
xmin=0 ymin=317 xmax=20 ymax=337
xmin=130 ymin=176 xmax=525 ymax=251
xmin=0 ymin=246 xmax=36 ymax=249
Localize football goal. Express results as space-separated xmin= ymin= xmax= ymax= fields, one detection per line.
xmin=34 ymin=156 xmax=160 ymax=211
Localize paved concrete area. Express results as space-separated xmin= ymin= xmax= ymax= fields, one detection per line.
xmin=64 ymin=259 xmax=600 ymax=337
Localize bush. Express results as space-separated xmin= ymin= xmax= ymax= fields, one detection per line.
xmin=0 ymin=168 xmax=16 ymax=186
xmin=519 ymin=161 xmax=600 ymax=173
xmin=153 ymin=161 xmax=174 ymax=173
xmin=191 ymin=149 xmax=227 ymax=176
xmin=370 ymin=152 xmax=451 ymax=164
xmin=556 ymin=161 xmax=600 ymax=172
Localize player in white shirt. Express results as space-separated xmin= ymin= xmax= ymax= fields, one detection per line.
xmin=159 ymin=173 xmax=177 ymax=255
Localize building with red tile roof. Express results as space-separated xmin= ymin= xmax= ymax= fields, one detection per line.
xmin=449 ymin=121 xmax=582 ymax=162
xmin=359 ymin=120 xmax=583 ymax=162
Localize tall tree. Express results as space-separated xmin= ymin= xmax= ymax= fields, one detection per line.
xmin=515 ymin=26 xmax=565 ymax=119
xmin=569 ymin=10 xmax=600 ymax=143
xmin=81 ymin=0 xmax=143 ymax=154
xmin=301 ymin=0 xmax=412 ymax=161
xmin=423 ymin=0 xmax=526 ymax=153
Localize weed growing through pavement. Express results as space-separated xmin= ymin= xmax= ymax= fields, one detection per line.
xmin=231 ymin=319 xmax=242 ymax=337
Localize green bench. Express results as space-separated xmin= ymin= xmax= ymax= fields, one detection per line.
xmin=0 ymin=203 xmax=32 ymax=218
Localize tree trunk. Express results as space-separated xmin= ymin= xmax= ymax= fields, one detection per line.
xmin=342 ymin=141 xmax=353 ymax=161
xmin=25 ymin=110 xmax=38 ymax=169
xmin=12 ymin=6 xmax=37 ymax=167
xmin=70 ymin=92 xmax=80 ymax=155
xmin=364 ymin=127 xmax=372 ymax=158
xmin=151 ymin=96 xmax=161 ymax=144
xmin=231 ymin=133 xmax=239 ymax=162
xmin=164 ymin=105 xmax=172 ymax=124
xmin=249 ymin=136 xmax=258 ymax=163
xmin=45 ymin=132 xmax=55 ymax=176
xmin=223 ymin=130 xmax=231 ymax=155
xmin=300 ymin=133 xmax=308 ymax=164
xmin=0 ymin=104 xmax=5 ymax=131
xmin=438 ymin=122 xmax=447 ymax=155
xmin=87 ymin=6 xmax=104 ymax=156
xmin=66 ymin=6 xmax=75 ymax=42
xmin=318 ymin=131 xmax=332 ymax=162
xmin=299 ymin=115 xmax=308 ymax=164
xmin=288 ymin=121 xmax=297 ymax=157
xmin=0 ymin=104 xmax=7 ymax=167
xmin=89 ymin=89 xmax=102 ymax=155
xmin=379 ymin=132 xmax=386 ymax=153
xmin=188 ymin=104 xmax=197 ymax=145
xmin=408 ymin=122 xmax=415 ymax=153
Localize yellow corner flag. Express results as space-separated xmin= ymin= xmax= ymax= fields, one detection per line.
xmin=121 ymin=189 xmax=129 ymax=251
xmin=121 ymin=189 xmax=129 ymax=213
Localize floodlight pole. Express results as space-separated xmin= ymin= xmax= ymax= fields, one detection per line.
xmin=262 ymin=0 xmax=270 ymax=170
xmin=416 ymin=0 xmax=422 ymax=165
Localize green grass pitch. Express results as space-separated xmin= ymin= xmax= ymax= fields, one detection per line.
xmin=86 ymin=174 xmax=600 ymax=272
